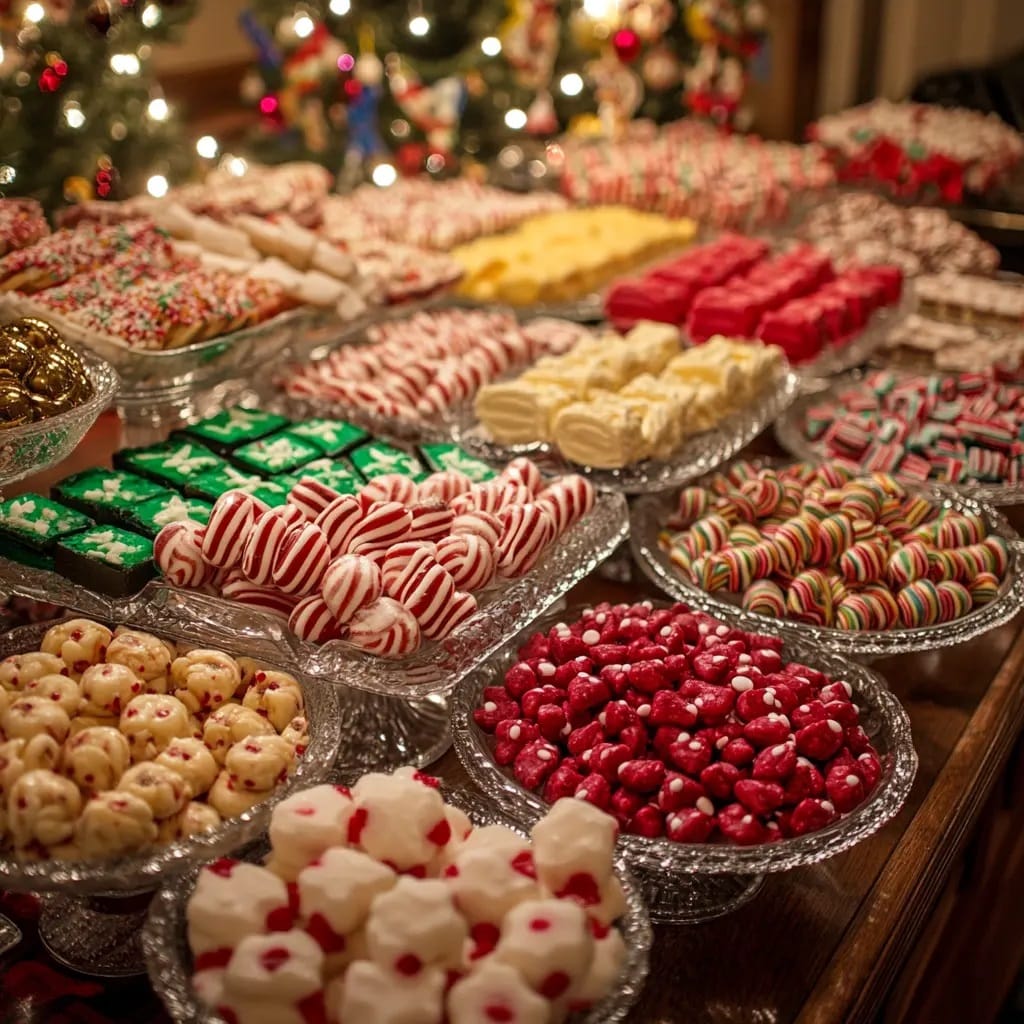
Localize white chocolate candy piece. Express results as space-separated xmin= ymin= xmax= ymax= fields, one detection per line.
xmin=40 ymin=619 xmax=113 ymax=678
xmin=171 ymin=649 xmax=242 ymax=714
xmin=365 ymin=877 xmax=467 ymax=973
xmin=225 ymin=734 xmax=295 ymax=792
xmin=0 ymin=652 xmax=66 ymax=692
xmin=120 ymin=694 xmax=199 ymax=762
xmin=155 ymin=737 xmax=220 ymax=797
xmin=191 ymin=968 xmax=226 ymax=1014
xmin=222 ymin=928 xmax=323 ymax=1003
xmin=117 ymin=761 xmax=192 ymax=819
xmin=187 ymin=859 xmax=291 ymax=956
xmin=566 ymin=926 xmax=626 ymax=1009
xmin=7 ymin=769 xmax=82 ymax=848
xmin=529 ymin=797 xmax=617 ymax=899
xmin=241 ymin=669 xmax=304 ymax=732
xmin=280 ymin=715 xmax=308 ymax=755
xmin=297 ymin=847 xmax=396 ymax=944
xmin=61 ymin=725 xmax=131 ymax=793
xmin=2 ymin=695 xmax=71 ymax=745
xmin=209 ymin=770 xmax=271 ymax=819
xmin=492 ymin=899 xmax=594 ymax=1001
xmin=106 ymin=629 xmax=174 ymax=694
xmin=587 ymin=873 xmax=628 ymax=928
xmin=447 ymin=960 xmax=549 ymax=1024
xmin=0 ymin=736 xmax=60 ymax=796
xmin=80 ymin=662 xmax=144 ymax=716
xmin=203 ymin=704 xmax=276 ymax=765
xmin=22 ymin=673 xmax=81 ymax=717
xmin=68 ymin=714 xmax=118 ymax=737
xmin=446 ymin=844 xmax=541 ymax=925
xmin=330 ymin=960 xmax=445 ymax=1024
xmin=75 ymin=790 xmax=158 ymax=859
xmin=180 ymin=801 xmax=222 ymax=837
xmin=267 ymin=784 xmax=355 ymax=881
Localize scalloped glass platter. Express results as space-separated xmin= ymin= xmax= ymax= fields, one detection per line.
xmin=629 ymin=462 xmax=1024 ymax=659
xmin=451 ymin=606 xmax=917 ymax=920
xmin=0 ymin=350 xmax=119 ymax=488
xmin=0 ymin=491 xmax=629 ymax=699
xmin=775 ymin=369 xmax=1024 ymax=506
xmin=456 ymin=366 xmax=800 ymax=495
xmin=143 ymin=835 xmax=651 ymax=1024
xmin=0 ymin=620 xmax=341 ymax=896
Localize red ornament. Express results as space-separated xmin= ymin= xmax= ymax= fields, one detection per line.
xmin=612 ymin=28 xmax=642 ymax=63
xmin=38 ymin=68 xmax=62 ymax=92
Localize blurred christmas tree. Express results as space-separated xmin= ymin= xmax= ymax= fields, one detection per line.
xmin=239 ymin=0 xmax=766 ymax=182
xmin=0 ymin=0 xmax=197 ymax=212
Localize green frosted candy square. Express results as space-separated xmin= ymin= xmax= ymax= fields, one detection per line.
xmin=288 ymin=418 xmax=368 ymax=456
xmin=58 ymin=526 xmax=152 ymax=568
xmin=419 ymin=444 xmax=496 ymax=482
xmin=0 ymin=494 xmax=93 ymax=553
xmin=232 ymin=432 xmax=323 ymax=476
xmin=349 ymin=442 xmax=425 ymax=481
xmin=185 ymin=467 xmax=289 ymax=506
xmin=54 ymin=468 xmax=173 ymax=518
xmin=277 ymin=458 xmax=362 ymax=495
xmin=117 ymin=441 xmax=226 ymax=489
xmin=182 ymin=407 xmax=290 ymax=450
xmin=129 ymin=494 xmax=214 ymax=538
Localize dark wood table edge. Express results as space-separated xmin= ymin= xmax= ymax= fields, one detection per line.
xmin=798 ymin=627 xmax=1024 ymax=1024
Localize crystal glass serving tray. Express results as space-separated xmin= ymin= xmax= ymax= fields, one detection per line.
xmin=0 ymin=350 xmax=119 ymax=489
xmin=456 ymin=367 xmax=800 ymax=495
xmin=451 ymin=606 xmax=918 ymax=922
xmin=629 ymin=460 xmax=1024 ymax=659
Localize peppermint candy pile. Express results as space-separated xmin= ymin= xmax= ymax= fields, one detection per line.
xmin=154 ymin=458 xmax=595 ymax=659
xmin=474 ymin=602 xmax=884 ymax=845
xmin=187 ymin=768 xmax=627 ymax=1024
xmin=281 ymin=309 xmax=589 ymax=425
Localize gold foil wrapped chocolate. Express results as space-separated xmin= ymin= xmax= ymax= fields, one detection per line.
xmin=0 ymin=316 xmax=93 ymax=429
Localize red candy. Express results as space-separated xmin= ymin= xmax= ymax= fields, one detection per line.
xmin=321 ymin=554 xmax=383 ymax=623
xmin=346 ymin=501 xmax=412 ymax=556
xmin=242 ymin=506 xmax=303 ymax=585
xmin=154 ymin=520 xmax=210 ymax=588
xmin=272 ymin=522 xmax=331 ymax=596
xmin=202 ymin=490 xmax=265 ymax=569
xmin=289 ymin=595 xmax=344 ymax=644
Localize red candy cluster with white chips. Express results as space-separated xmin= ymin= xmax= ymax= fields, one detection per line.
xmin=474 ymin=602 xmax=883 ymax=845
xmin=155 ymin=458 xmax=594 ymax=660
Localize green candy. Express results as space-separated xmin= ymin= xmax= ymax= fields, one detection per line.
xmin=349 ymin=441 xmax=425 ymax=481
xmin=419 ymin=443 xmax=496 ymax=482
xmin=287 ymin=418 xmax=368 ymax=456
xmin=0 ymin=494 xmax=93 ymax=553
xmin=232 ymin=431 xmax=323 ymax=476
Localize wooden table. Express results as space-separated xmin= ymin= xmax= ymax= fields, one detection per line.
xmin=3 ymin=413 xmax=1024 ymax=1024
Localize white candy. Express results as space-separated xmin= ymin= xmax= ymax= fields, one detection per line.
xmin=297 ymin=848 xmax=396 ymax=939
xmin=446 ymin=845 xmax=540 ymax=924
xmin=329 ymin=960 xmax=445 ymax=1024
xmin=223 ymin=929 xmax=323 ymax=1002
xmin=587 ymin=874 xmax=628 ymax=928
xmin=529 ymin=797 xmax=616 ymax=897
xmin=447 ymin=960 xmax=548 ymax=1024
xmin=267 ymin=784 xmax=355 ymax=881
xmin=566 ymin=927 xmax=626 ymax=1008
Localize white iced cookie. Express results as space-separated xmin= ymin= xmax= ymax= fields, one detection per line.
xmin=120 ymin=694 xmax=199 ymax=762
xmin=566 ymin=927 xmax=626 ymax=1009
xmin=180 ymin=801 xmax=222 ymax=837
xmin=0 ymin=652 xmax=66 ymax=692
xmin=40 ymin=619 xmax=113 ymax=678
xmin=106 ymin=629 xmax=174 ymax=695
xmin=529 ymin=797 xmax=617 ymax=898
xmin=267 ymin=784 xmax=355 ymax=881
xmin=2 ymin=695 xmax=71 ymax=745
xmin=203 ymin=705 xmax=276 ymax=765
xmin=188 ymin=859 xmax=291 ymax=956
xmin=446 ymin=843 xmax=541 ymax=925
xmin=171 ymin=649 xmax=242 ymax=714
xmin=222 ymin=929 xmax=323 ymax=1003
xmin=208 ymin=770 xmax=269 ymax=819
xmin=297 ymin=848 xmax=396 ymax=944
xmin=0 ymin=735 xmax=60 ymax=796
xmin=118 ymin=762 xmax=192 ymax=820
xmin=22 ymin=674 xmax=81 ymax=717
xmin=492 ymin=899 xmax=594 ymax=1001
xmin=225 ymin=734 xmax=295 ymax=792
xmin=365 ymin=877 xmax=467 ymax=973
xmin=80 ymin=662 xmax=144 ymax=716
xmin=279 ymin=715 xmax=308 ymax=754
xmin=241 ymin=670 xmax=304 ymax=732
xmin=447 ymin=960 xmax=549 ymax=1024
xmin=155 ymin=737 xmax=219 ymax=797
xmin=75 ymin=790 xmax=158 ymax=860
xmin=6 ymin=769 xmax=82 ymax=848
xmin=61 ymin=725 xmax=131 ymax=793
xmin=330 ymin=960 xmax=445 ymax=1024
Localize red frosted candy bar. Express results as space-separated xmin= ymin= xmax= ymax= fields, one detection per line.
xmin=687 ymin=287 xmax=768 ymax=342
xmin=605 ymin=276 xmax=691 ymax=330
xmin=756 ymin=304 xmax=824 ymax=363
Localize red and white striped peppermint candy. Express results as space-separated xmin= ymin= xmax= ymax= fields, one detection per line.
xmin=360 ymin=473 xmax=418 ymax=505
xmin=407 ymin=501 xmax=455 ymax=543
xmin=451 ymin=510 xmax=503 ymax=548
xmin=450 ymin=482 xmax=505 ymax=515
xmin=220 ymin=576 xmax=297 ymax=619
xmin=399 ymin=561 xmax=457 ymax=639
xmin=430 ymin=590 xmax=479 ymax=641
xmin=435 ymin=534 xmax=497 ymax=592
xmin=346 ymin=598 xmax=421 ymax=658
xmin=346 ymin=501 xmax=412 ymax=556
xmin=315 ymin=495 xmax=363 ymax=555
xmin=201 ymin=490 xmax=266 ymax=569
xmin=381 ymin=542 xmax=437 ymax=596
xmin=288 ymin=479 xmax=341 ymax=521
xmin=500 ymin=457 xmax=544 ymax=496
xmin=321 ymin=553 xmax=383 ymax=623
xmin=536 ymin=474 xmax=596 ymax=537
xmin=154 ymin=520 xmax=210 ymax=589
xmin=288 ymin=595 xmax=343 ymax=644
xmin=496 ymin=503 xmax=556 ymax=578
xmin=272 ymin=522 xmax=331 ymax=595
xmin=242 ymin=506 xmax=303 ymax=585
xmin=417 ymin=470 xmax=472 ymax=503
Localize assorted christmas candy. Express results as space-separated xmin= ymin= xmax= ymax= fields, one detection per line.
xmin=0 ymin=621 xmax=309 ymax=862
xmin=799 ymin=370 xmax=1024 ymax=488
xmin=473 ymin=601 xmax=885 ymax=842
xmin=186 ymin=768 xmax=629 ymax=1024
xmin=879 ymin=315 xmax=1024 ymax=375
xmin=914 ymin=273 xmax=1024 ymax=331
xmin=658 ymin=462 xmax=1008 ymax=631
xmin=0 ymin=316 xmax=94 ymax=428
xmin=474 ymin=324 xmax=784 ymax=468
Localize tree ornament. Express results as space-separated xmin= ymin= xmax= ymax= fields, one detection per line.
xmin=63 ymin=176 xmax=94 ymax=204
xmin=85 ymin=0 xmax=114 ymax=37
xmin=612 ymin=27 xmax=642 ymax=62
xmin=587 ymin=52 xmax=643 ymax=140
xmin=623 ymin=0 xmax=674 ymax=42
xmin=387 ymin=54 xmax=467 ymax=153
xmin=525 ymin=90 xmax=558 ymax=135
xmin=501 ymin=0 xmax=560 ymax=89
xmin=641 ymin=44 xmax=680 ymax=90
xmin=346 ymin=47 xmax=386 ymax=159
